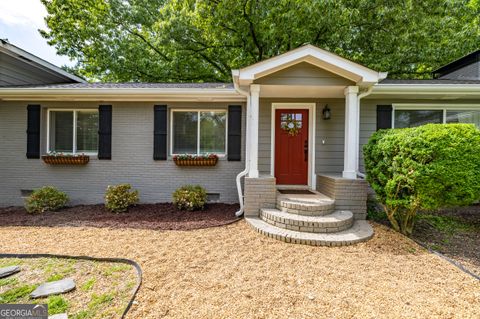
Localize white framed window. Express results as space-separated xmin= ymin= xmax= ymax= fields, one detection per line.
xmin=393 ymin=105 xmax=480 ymax=129
xmin=170 ymin=109 xmax=227 ymax=155
xmin=47 ymin=109 xmax=99 ymax=155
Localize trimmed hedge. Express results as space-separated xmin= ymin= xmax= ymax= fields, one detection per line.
xmin=363 ymin=124 xmax=480 ymax=235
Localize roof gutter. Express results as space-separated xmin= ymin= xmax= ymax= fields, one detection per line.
xmin=0 ymin=88 xmax=245 ymax=102
xmin=232 ymin=70 xmax=250 ymax=217
xmin=371 ymin=84 xmax=480 ymax=95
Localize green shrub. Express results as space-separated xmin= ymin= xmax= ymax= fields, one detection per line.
xmin=363 ymin=124 xmax=480 ymax=236
xmin=104 ymin=184 xmax=139 ymax=213
xmin=24 ymin=186 xmax=68 ymax=214
xmin=172 ymin=185 xmax=207 ymax=211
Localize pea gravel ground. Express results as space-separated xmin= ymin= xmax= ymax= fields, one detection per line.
xmin=0 ymin=221 xmax=478 ymax=319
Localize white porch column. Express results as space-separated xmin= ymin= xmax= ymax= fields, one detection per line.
xmin=343 ymin=86 xmax=359 ymax=179
xmin=248 ymin=84 xmax=261 ymax=178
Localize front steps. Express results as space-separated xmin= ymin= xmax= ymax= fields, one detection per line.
xmin=245 ymin=191 xmax=373 ymax=246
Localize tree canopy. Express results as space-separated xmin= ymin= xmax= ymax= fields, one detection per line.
xmin=40 ymin=0 xmax=480 ymax=82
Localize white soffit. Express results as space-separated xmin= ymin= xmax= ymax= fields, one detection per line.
xmin=234 ymin=45 xmax=387 ymax=86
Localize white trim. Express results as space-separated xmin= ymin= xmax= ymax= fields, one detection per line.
xmin=391 ymin=104 xmax=480 ymax=128
xmin=343 ymin=86 xmax=359 ymax=179
xmin=46 ymin=108 xmax=99 ymax=155
xmin=372 ymin=84 xmax=480 ymax=96
xmin=248 ymin=84 xmax=261 ymax=177
xmin=391 ymin=104 xmax=396 ymax=129
xmin=169 ymin=108 xmax=228 ymax=156
xmin=235 ymin=45 xmax=386 ymax=86
xmin=72 ymin=110 xmax=77 ymax=154
xmin=0 ymin=88 xmax=244 ymax=102
xmin=271 ymin=103 xmax=316 ymax=189
xmin=393 ymin=103 xmax=480 ymax=109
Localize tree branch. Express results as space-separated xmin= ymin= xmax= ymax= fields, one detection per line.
xmin=243 ymin=0 xmax=263 ymax=61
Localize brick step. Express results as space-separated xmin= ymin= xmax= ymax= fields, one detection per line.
xmin=276 ymin=197 xmax=335 ymax=216
xmin=245 ymin=217 xmax=374 ymax=247
xmin=260 ymin=208 xmax=353 ymax=233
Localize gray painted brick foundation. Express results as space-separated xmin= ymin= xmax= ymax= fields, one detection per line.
xmin=243 ymin=176 xmax=276 ymax=216
xmin=316 ymin=174 xmax=368 ymax=219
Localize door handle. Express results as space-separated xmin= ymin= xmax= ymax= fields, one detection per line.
xmin=304 ymin=140 xmax=308 ymax=162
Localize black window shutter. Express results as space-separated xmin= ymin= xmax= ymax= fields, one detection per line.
xmin=153 ymin=105 xmax=167 ymax=160
xmin=376 ymin=105 xmax=393 ymax=130
xmin=98 ymin=105 xmax=112 ymax=159
xmin=228 ymin=105 xmax=242 ymax=161
xmin=26 ymin=104 xmax=41 ymax=159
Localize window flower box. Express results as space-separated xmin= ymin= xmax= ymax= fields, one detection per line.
xmin=173 ymin=154 xmax=219 ymax=166
xmin=42 ymin=153 xmax=90 ymax=165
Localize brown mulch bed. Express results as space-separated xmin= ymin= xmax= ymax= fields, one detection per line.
xmin=412 ymin=205 xmax=480 ymax=277
xmin=0 ymin=203 xmax=240 ymax=231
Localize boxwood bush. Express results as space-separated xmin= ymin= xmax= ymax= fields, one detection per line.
xmin=104 ymin=184 xmax=139 ymax=213
xmin=173 ymin=185 xmax=207 ymax=211
xmin=24 ymin=186 xmax=69 ymax=214
xmin=363 ymin=124 xmax=480 ymax=236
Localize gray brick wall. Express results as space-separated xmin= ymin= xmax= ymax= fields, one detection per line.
xmin=317 ymin=174 xmax=367 ymax=219
xmin=0 ymin=101 xmax=245 ymax=206
xmin=243 ymin=176 xmax=276 ymax=216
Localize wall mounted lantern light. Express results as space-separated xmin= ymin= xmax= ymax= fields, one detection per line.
xmin=322 ymin=104 xmax=331 ymax=120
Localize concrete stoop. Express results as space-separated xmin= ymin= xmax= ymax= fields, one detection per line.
xmin=245 ymin=192 xmax=373 ymax=246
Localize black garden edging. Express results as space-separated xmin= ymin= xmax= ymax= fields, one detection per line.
xmin=410 ymin=239 xmax=480 ymax=281
xmin=0 ymin=253 xmax=143 ymax=319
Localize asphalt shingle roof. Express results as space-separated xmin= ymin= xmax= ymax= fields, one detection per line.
xmin=380 ymin=79 xmax=480 ymax=85
xmin=2 ymin=82 xmax=234 ymax=89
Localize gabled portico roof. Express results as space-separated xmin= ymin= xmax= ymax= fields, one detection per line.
xmin=233 ymin=44 xmax=387 ymax=87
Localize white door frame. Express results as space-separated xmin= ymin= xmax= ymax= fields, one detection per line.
xmin=271 ymin=103 xmax=316 ymax=189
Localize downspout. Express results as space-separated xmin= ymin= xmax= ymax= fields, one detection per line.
xmin=356 ymin=73 xmax=386 ymax=178
xmin=233 ymin=75 xmax=250 ymax=217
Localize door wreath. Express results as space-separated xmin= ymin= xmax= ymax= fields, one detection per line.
xmin=281 ymin=114 xmax=301 ymax=136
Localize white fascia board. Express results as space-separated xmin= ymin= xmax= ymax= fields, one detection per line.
xmin=372 ymin=84 xmax=480 ymax=95
xmin=0 ymin=88 xmax=245 ymax=102
xmin=238 ymin=45 xmax=385 ymax=84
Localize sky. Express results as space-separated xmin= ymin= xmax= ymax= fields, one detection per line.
xmin=0 ymin=0 xmax=74 ymax=67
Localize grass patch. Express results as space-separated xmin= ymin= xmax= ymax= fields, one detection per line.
xmin=0 ymin=257 xmax=136 ymax=318
xmin=0 ymin=259 xmax=23 ymax=268
xmin=80 ymin=278 xmax=96 ymax=292
xmin=88 ymin=292 xmax=115 ymax=309
xmin=47 ymin=274 xmax=65 ymax=282
xmin=71 ymin=310 xmax=89 ymax=319
xmin=41 ymin=258 xmax=76 ymax=279
xmin=79 ymin=292 xmax=115 ymax=318
xmin=417 ymin=214 xmax=476 ymax=235
xmin=47 ymin=295 xmax=69 ymax=315
xmin=104 ymin=264 xmax=131 ymax=277
xmin=0 ymin=277 xmax=18 ymax=287
xmin=0 ymin=284 xmax=36 ymax=303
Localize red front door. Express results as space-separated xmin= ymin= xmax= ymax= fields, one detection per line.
xmin=275 ymin=109 xmax=309 ymax=185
